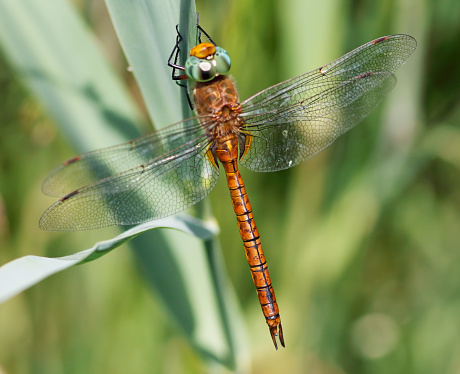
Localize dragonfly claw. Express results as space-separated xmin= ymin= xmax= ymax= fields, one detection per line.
xmin=269 ymin=323 xmax=285 ymax=350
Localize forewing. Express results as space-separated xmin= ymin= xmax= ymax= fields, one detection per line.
xmin=39 ymin=134 xmax=219 ymax=231
xmin=239 ymin=34 xmax=416 ymax=172
xmin=42 ymin=117 xmax=211 ymax=197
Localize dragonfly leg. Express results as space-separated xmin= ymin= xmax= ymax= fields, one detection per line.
xmin=167 ymin=25 xmax=188 ymax=81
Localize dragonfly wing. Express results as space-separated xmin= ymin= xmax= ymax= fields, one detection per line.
xmin=240 ymin=72 xmax=395 ymax=171
xmin=42 ymin=117 xmax=210 ymax=197
xmin=239 ymin=34 xmax=416 ymax=172
xmin=40 ymin=135 xmax=219 ymax=231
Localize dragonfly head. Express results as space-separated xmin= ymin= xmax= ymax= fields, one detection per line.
xmin=185 ymin=42 xmax=231 ymax=82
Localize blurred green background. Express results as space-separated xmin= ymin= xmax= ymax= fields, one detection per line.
xmin=1 ymin=0 xmax=460 ymax=373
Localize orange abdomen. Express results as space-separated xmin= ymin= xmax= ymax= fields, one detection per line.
xmin=193 ymin=74 xmax=284 ymax=349
xmin=215 ymin=136 xmax=284 ymax=349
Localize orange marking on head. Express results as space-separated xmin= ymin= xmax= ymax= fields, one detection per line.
xmin=190 ymin=43 xmax=216 ymax=59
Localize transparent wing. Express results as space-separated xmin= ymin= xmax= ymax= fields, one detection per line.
xmin=239 ymin=34 xmax=417 ymax=172
xmin=42 ymin=117 xmax=212 ymax=197
xmin=40 ymin=118 xmax=219 ymax=231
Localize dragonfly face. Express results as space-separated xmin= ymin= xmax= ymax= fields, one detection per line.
xmin=40 ymin=31 xmax=416 ymax=349
xmin=185 ymin=42 xmax=231 ymax=82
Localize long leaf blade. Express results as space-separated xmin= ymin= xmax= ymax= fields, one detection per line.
xmin=0 ymin=214 xmax=218 ymax=303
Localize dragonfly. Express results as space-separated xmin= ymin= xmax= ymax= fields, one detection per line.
xmin=40 ymin=27 xmax=416 ymax=349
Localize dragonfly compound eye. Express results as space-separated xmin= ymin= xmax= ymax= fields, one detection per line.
xmin=213 ymin=47 xmax=231 ymax=75
xmin=186 ymin=45 xmax=231 ymax=82
xmin=185 ymin=56 xmax=217 ymax=82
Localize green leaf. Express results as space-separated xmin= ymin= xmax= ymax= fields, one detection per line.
xmin=0 ymin=214 xmax=218 ymax=303
xmin=0 ymin=0 xmax=143 ymax=151
xmin=105 ymin=0 xmax=197 ymax=125
xmin=0 ymin=0 xmax=247 ymax=367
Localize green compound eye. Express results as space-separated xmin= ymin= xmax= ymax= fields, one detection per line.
xmin=185 ymin=56 xmax=216 ymax=82
xmin=213 ymin=47 xmax=231 ymax=75
xmin=185 ymin=46 xmax=232 ymax=82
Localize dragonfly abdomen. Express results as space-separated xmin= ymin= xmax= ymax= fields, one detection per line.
xmin=192 ymin=71 xmax=284 ymax=347
xmin=216 ymin=136 xmax=285 ymax=349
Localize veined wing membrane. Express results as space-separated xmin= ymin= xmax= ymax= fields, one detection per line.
xmin=40 ymin=120 xmax=219 ymax=231
xmin=42 ymin=117 xmax=212 ymax=197
xmin=241 ymin=35 xmax=416 ymax=114
xmin=239 ymin=34 xmax=416 ymax=172
xmin=240 ymin=72 xmax=395 ymax=171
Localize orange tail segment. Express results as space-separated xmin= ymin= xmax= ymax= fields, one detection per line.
xmin=215 ymin=136 xmax=285 ymax=349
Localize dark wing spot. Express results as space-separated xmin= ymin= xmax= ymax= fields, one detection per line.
xmin=372 ymin=36 xmax=389 ymax=45
xmin=64 ymin=156 xmax=81 ymax=166
xmin=60 ymin=189 xmax=79 ymax=202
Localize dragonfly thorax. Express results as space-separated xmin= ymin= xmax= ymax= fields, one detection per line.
xmin=193 ymin=75 xmax=239 ymax=113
